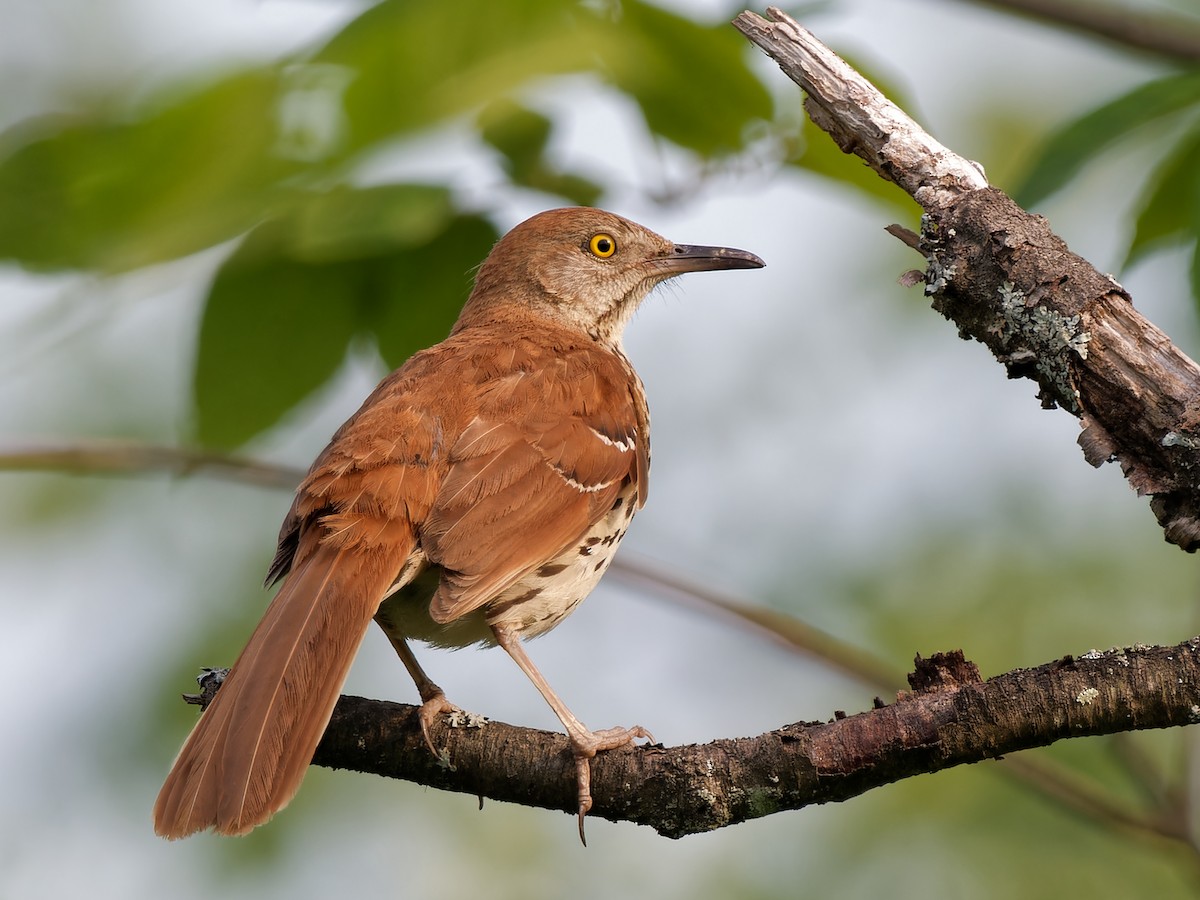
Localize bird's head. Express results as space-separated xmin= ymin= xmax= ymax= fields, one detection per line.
xmin=459 ymin=207 xmax=764 ymax=345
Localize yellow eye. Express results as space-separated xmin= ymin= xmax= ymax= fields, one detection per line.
xmin=588 ymin=233 xmax=617 ymax=258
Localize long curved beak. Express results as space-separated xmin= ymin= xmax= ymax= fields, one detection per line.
xmin=650 ymin=244 xmax=765 ymax=276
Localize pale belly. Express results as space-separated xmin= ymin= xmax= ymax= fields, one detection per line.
xmin=375 ymin=485 xmax=638 ymax=649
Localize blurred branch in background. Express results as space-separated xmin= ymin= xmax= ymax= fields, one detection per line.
xmin=958 ymin=0 xmax=1200 ymax=62
xmin=609 ymin=551 xmax=903 ymax=689
xmin=1000 ymin=753 xmax=1200 ymax=865
xmin=0 ymin=439 xmax=304 ymax=489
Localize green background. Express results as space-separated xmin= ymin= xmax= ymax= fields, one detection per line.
xmin=3 ymin=0 xmax=1200 ymax=897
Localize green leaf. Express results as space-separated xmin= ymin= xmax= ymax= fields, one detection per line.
xmin=192 ymin=187 xmax=497 ymax=448
xmin=478 ymin=99 xmax=553 ymax=174
xmin=0 ymin=68 xmax=299 ymax=272
xmin=476 ymin=100 xmax=604 ymax=206
xmin=1125 ymin=122 xmax=1200 ymax=267
xmin=193 ymin=255 xmax=359 ymax=449
xmin=314 ymin=0 xmax=617 ymax=155
xmin=1017 ymin=69 xmax=1200 ymax=207
xmin=599 ymin=0 xmax=774 ymax=155
xmin=368 ymin=214 xmax=499 ymax=369
xmin=271 ymin=183 xmax=456 ymax=265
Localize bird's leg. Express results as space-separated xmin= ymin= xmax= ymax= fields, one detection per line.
xmin=491 ymin=623 xmax=654 ymax=844
xmin=382 ymin=630 xmax=460 ymax=756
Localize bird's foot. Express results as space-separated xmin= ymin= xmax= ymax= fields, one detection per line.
xmin=569 ymin=724 xmax=655 ymax=846
xmin=415 ymin=692 xmax=465 ymax=757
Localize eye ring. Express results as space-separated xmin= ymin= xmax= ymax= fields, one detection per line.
xmin=588 ymin=233 xmax=617 ymax=258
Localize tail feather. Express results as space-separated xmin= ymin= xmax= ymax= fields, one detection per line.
xmin=153 ymin=543 xmax=398 ymax=838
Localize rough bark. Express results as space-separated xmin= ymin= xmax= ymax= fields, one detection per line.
xmin=309 ymin=642 xmax=1200 ymax=837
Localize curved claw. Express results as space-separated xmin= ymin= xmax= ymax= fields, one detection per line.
xmin=416 ymin=692 xmax=461 ymax=756
xmin=578 ymin=800 xmax=590 ymax=847
xmin=570 ymin=724 xmax=654 ymax=847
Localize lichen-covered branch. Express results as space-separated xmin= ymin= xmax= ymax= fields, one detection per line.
xmin=308 ymin=642 xmax=1200 ymax=838
xmin=734 ymin=8 xmax=1200 ymax=551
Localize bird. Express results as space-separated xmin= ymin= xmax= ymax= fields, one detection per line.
xmin=153 ymin=206 xmax=764 ymax=842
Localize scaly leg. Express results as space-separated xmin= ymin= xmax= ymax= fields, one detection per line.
xmin=491 ymin=623 xmax=653 ymax=844
xmin=381 ymin=629 xmax=460 ymax=756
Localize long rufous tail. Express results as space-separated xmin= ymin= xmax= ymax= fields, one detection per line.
xmin=153 ymin=544 xmax=395 ymax=838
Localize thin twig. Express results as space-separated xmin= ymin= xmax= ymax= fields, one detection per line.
xmin=0 ymin=439 xmax=304 ymax=490
xmin=1002 ymin=755 xmax=1200 ymax=872
xmin=1108 ymin=732 xmax=1174 ymax=808
xmin=609 ymin=552 xmax=902 ymax=690
xmin=957 ymin=0 xmax=1200 ymax=63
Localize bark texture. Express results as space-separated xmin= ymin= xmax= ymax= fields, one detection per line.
xmin=310 ymin=642 xmax=1200 ymax=837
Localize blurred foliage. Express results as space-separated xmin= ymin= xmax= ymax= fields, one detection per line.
xmin=194 ymin=185 xmax=497 ymax=447
xmin=0 ymin=69 xmax=301 ymax=272
xmin=9 ymin=1 xmax=1200 ymax=897
xmin=771 ymin=520 xmax=1200 ymax=897
xmin=478 ymin=100 xmax=604 ymax=207
xmin=843 ymin=524 xmax=1198 ymax=671
xmin=0 ymin=0 xmax=923 ymax=451
xmin=1016 ymin=66 xmax=1200 ymax=302
xmin=811 ymin=755 xmax=1200 ymax=897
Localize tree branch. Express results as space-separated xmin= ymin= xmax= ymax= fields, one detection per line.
xmin=309 ymin=642 xmax=1200 ymax=837
xmin=0 ymin=439 xmax=304 ymax=490
xmin=734 ymin=7 xmax=1200 ymax=552
xmin=608 ymin=551 xmax=904 ymax=689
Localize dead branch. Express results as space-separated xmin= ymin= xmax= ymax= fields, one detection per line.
xmin=734 ymin=7 xmax=1200 ymax=551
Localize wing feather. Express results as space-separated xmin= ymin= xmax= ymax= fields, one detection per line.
xmin=422 ymin=340 xmax=646 ymax=623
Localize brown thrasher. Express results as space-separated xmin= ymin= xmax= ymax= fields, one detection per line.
xmin=153 ymin=207 xmax=763 ymax=842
